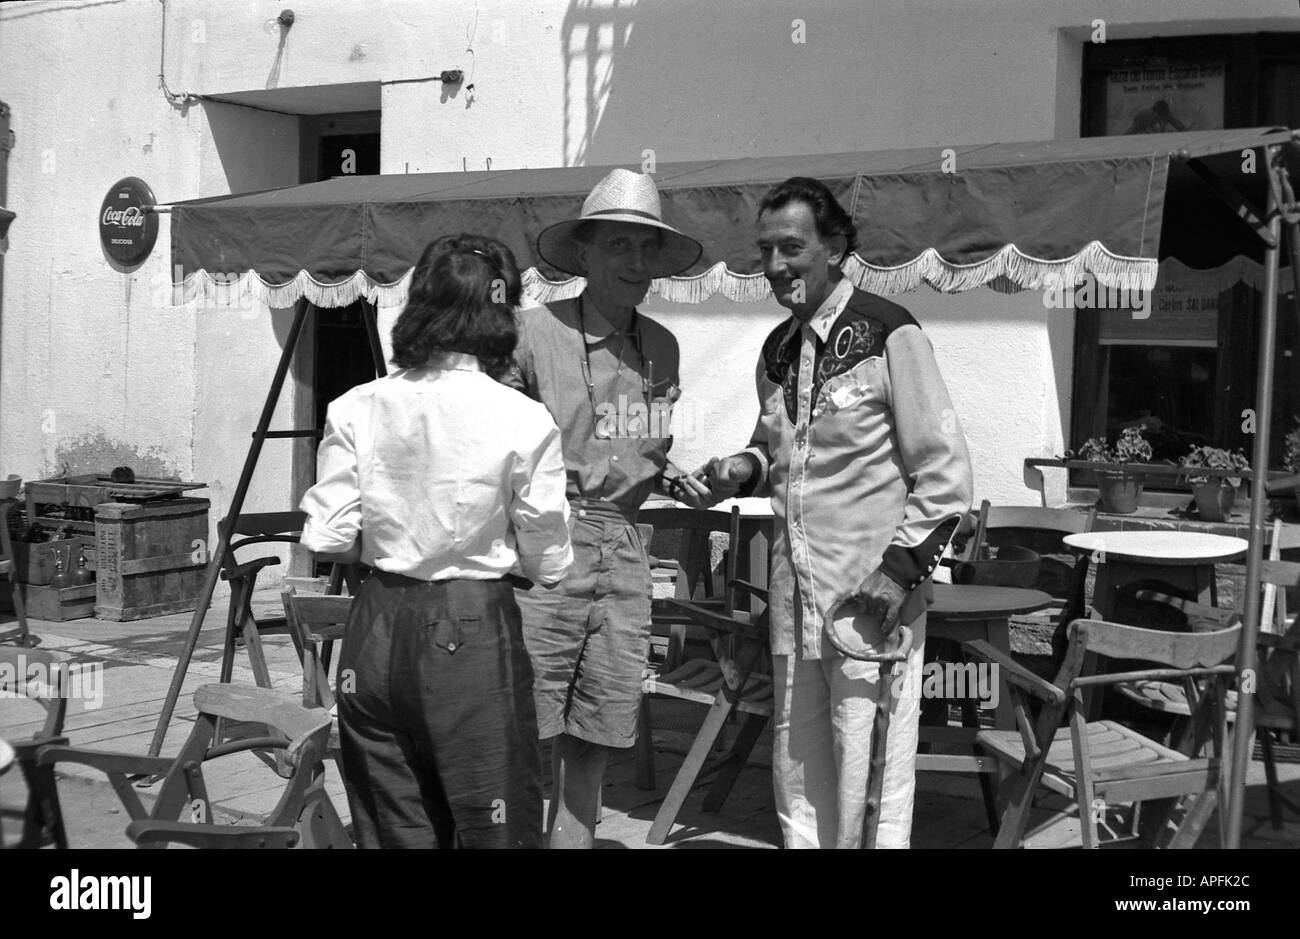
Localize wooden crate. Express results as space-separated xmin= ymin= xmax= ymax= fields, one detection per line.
xmin=95 ymin=498 xmax=210 ymax=621
xmin=0 ymin=581 xmax=96 ymax=621
xmin=9 ymin=536 xmax=95 ymax=585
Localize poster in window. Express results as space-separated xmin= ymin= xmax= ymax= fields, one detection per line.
xmin=1105 ymin=63 xmax=1225 ymax=135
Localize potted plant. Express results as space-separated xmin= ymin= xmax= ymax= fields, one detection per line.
xmin=1075 ymin=426 xmax=1152 ymax=514
xmin=1283 ymin=418 xmax=1300 ymax=513
xmin=1180 ymin=445 xmax=1251 ymax=522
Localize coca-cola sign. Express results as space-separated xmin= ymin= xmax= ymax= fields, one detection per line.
xmin=99 ymin=177 xmax=158 ymax=265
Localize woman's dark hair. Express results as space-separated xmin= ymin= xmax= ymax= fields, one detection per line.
xmin=757 ymin=177 xmax=858 ymax=261
xmin=390 ymin=233 xmax=523 ymax=377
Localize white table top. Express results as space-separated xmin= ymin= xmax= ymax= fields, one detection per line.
xmin=0 ymin=738 xmax=13 ymax=775
xmin=1064 ymin=530 xmax=1248 ymax=564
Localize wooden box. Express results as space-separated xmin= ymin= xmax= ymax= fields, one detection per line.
xmin=10 ymin=537 xmax=95 ymax=585
xmin=0 ymin=581 xmax=97 ymax=621
xmin=95 ymin=498 xmax=210 ymax=621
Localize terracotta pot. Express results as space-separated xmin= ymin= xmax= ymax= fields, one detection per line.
xmin=1192 ymin=481 xmax=1237 ymax=522
xmin=1097 ymin=470 xmax=1143 ymax=514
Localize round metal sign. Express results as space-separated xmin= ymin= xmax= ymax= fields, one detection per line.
xmin=99 ymin=177 xmax=158 ymax=265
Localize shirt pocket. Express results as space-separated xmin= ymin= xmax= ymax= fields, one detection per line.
xmin=814 ymin=359 xmax=881 ymax=419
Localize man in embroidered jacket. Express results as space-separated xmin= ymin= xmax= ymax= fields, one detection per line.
xmin=701 ymin=177 xmax=973 ymax=848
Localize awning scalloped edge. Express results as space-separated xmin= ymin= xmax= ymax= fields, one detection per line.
xmin=172 ymin=241 xmax=1158 ymax=309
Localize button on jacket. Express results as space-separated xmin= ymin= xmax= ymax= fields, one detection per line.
xmin=740 ymin=281 xmax=974 ymax=658
xmin=300 ymin=354 xmax=574 ymax=585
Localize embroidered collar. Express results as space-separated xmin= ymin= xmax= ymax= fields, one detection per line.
xmin=804 ymin=277 xmax=854 ymax=344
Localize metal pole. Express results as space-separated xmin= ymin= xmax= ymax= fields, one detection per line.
xmin=0 ymin=101 xmax=11 ymax=447
xmin=147 ymin=298 xmax=313 ymax=756
xmin=1226 ymin=147 xmax=1284 ymax=847
xmin=361 ymin=299 xmax=388 ymax=377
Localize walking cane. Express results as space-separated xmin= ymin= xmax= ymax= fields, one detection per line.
xmin=824 ymin=602 xmax=912 ymax=849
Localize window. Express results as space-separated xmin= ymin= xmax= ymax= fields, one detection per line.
xmin=1074 ymin=34 xmax=1300 ymax=486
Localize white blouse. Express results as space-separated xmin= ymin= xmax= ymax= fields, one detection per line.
xmin=300 ymin=354 xmax=573 ymax=586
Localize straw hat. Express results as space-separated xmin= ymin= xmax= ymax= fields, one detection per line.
xmin=537 ymin=169 xmax=703 ymax=278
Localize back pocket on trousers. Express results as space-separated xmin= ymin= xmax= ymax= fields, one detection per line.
xmin=428 ymin=616 xmax=481 ymax=654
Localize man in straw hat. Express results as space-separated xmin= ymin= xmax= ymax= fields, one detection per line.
xmin=511 ymin=168 xmax=711 ymax=848
xmin=697 ymin=177 xmax=973 ymax=848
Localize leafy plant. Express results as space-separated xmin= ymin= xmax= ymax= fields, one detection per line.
xmin=1180 ymin=445 xmax=1251 ymax=487
xmin=1285 ymin=417 xmax=1300 ymax=475
xmin=1113 ymin=426 xmax=1153 ymax=463
xmin=1069 ymin=426 xmax=1152 ymax=464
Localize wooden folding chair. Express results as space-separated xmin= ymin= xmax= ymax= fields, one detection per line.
xmin=280 ymin=586 xmax=353 ymax=777
xmin=0 ymin=499 xmax=34 ymax=648
xmin=1115 ymin=551 xmax=1300 ymax=829
xmin=218 ymin=511 xmax=309 ymax=691
xmin=640 ymin=506 xmax=743 ymax=671
xmin=39 ymin=683 xmax=350 ymax=848
xmin=642 ymin=572 xmax=773 ymax=846
xmin=969 ymin=617 xmax=1239 ymax=848
xmin=965 ymin=503 xmax=1098 ymax=633
xmin=0 ymin=645 xmax=69 ymax=848
xmin=635 ymin=505 xmax=747 ymax=791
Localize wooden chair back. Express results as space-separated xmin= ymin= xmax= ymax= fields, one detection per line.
xmin=954 ymin=502 xmax=1096 ymax=592
xmin=0 ymin=499 xmax=33 ymax=647
xmin=639 ymin=505 xmax=741 ymax=669
xmin=640 ymin=506 xmax=741 ymax=606
xmin=281 ymin=587 xmax=354 ymax=709
xmin=0 ymin=645 xmax=71 ymax=848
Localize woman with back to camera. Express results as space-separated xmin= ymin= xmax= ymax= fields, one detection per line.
xmin=299 ymin=233 xmax=573 ymax=848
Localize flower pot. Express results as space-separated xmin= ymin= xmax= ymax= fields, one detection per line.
xmin=1097 ymin=470 xmax=1143 ymax=514
xmin=1191 ymin=481 xmax=1237 ymax=522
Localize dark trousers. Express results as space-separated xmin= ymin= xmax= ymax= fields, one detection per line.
xmin=336 ymin=572 xmax=543 ymax=848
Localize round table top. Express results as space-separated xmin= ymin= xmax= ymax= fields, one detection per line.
xmin=1063 ymin=530 xmax=1248 ymax=564
xmin=930 ymin=584 xmax=1055 ymax=618
xmin=0 ymin=738 xmax=13 ymax=776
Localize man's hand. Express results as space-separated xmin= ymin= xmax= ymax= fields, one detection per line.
xmin=669 ymin=472 xmax=713 ymax=509
xmin=694 ymin=455 xmax=753 ymax=506
xmin=848 ymin=568 xmax=907 ymax=637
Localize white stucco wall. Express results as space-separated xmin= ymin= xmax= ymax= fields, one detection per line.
xmin=1 ymin=0 xmax=1295 ymax=600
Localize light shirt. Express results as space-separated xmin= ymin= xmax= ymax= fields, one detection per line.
xmin=741 ymin=285 xmax=973 ymax=658
xmin=510 ymin=297 xmax=682 ymax=515
xmin=300 ymin=354 xmax=573 ymax=585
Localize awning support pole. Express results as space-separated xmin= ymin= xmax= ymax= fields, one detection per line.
xmin=1226 ymin=146 xmax=1285 ymax=847
xmin=148 ymin=298 xmax=313 ymax=757
xmin=361 ymin=299 xmax=388 ymax=377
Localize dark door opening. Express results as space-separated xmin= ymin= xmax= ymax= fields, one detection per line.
xmin=299 ymin=112 xmax=382 ymax=434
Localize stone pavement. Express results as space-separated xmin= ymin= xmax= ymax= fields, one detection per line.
xmin=1 ymin=594 xmax=1297 ymax=849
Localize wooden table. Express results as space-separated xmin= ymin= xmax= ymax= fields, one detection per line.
xmin=918 ymin=584 xmax=1055 ymax=832
xmin=928 ymin=584 xmax=1056 ymax=731
xmin=1062 ymin=530 xmax=1248 ymax=620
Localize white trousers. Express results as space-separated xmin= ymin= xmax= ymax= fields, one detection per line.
xmin=771 ymin=626 xmax=924 ymax=849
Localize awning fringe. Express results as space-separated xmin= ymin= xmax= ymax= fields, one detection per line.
xmin=172 ymin=241 xmax=1165 ymax=309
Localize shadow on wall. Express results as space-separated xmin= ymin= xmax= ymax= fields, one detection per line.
xmin=562 ymin=0 xmax=637 ymax=166
xmin=51 ymin=432 xmax=178 ymax=479
xmin=560 ymin=0 xmax=882 ymax=167
xmin=203 ymin=100 xmax=300 ymax=197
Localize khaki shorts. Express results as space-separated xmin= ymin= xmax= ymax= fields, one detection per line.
xmin=516 ymin=500 xmax=651 ymax=749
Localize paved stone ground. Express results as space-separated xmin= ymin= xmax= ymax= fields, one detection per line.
xmin=2 ymin=594 xmax=1297 ymax=849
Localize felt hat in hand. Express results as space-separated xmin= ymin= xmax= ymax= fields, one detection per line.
xmin=823 ymin=595 xmax=912 ymax=663
xmin=536 ymin=168 xmax=703 ymax=279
